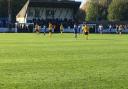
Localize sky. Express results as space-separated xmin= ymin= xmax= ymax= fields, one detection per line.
xmin=75 ymin=0 xmax=85 ymax=8
xmin=75 ymin=0 xmax=83 ymax=2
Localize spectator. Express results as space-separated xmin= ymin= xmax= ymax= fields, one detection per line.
xmin=109 ymin=24 xmax=112 ymax=33
xmin=98 ymin=24 xmax=103 ymax=34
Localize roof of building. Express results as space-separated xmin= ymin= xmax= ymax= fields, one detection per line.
xmin=16 ymin=0 xmax=81 ymax=20
xmin=30 ymin=0 xmax=75 ymax=2
xmin=29 ymin=0 xmax=81 ymax=8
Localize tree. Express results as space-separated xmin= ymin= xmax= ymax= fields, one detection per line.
xmin=85 ymin=0 xmax=101 ymax=21
xmin=99 ymin=0 xmax=112 ymax=8
xmin=98 ymin=0 xmax=112 ymax=20
xmin=108 ymin=0 xmax=128 ymax=21
xmin=83 ymin=0 xmax=112 ymax=21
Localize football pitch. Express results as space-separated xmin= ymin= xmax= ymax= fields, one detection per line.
xmin=0 ymin=33 xmax=128 ymax=89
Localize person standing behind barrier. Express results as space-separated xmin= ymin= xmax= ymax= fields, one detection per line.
xmin=78 ymin=25 xmax=81 ymax=34
xmin=116 ymin=25 xmax=119 ymax=34
xmin=118 ymin=25 xmax=123 ymax=35
xmin=60 ymin=23 xmax=64 ymax=34
xmin=109 ymin=24 xmax=112 ymax=33
xmin=98 ymin=24 xmax=103 ymax=34
xmin=48 ymin=22 xmax=53 ymax=38
xmin=43 ymin=25 xmax=47 ymax=36
xmin=74 ymin=23 xmax=78 ymax=39
xmin=124 ymin=25 xmax=127 ymax=31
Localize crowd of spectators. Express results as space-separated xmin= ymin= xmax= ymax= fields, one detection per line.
xmin=0 ymin=18 xmax=128 ymax=34
xmin=28 ymin=18 xmax=75 ymax=28
xmin=0 ymin=19 xmax=8 ymax=28
xmin=97 ymin=24 xmax=128 ymax=34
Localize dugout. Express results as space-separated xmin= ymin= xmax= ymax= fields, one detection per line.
xmin=16 ymin=0 xmax=81 ymax=32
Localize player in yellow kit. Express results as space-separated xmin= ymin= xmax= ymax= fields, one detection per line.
xmin=60 ymin=23 xmax=64 ymax=34
xmin=82 ymin=24 xmax=89 ymax=40
xmin=48 ymin=22 xmax=53 ymax=38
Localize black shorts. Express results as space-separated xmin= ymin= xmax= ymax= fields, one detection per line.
xmin=75 ymin=32 xmax=77 ymax=34
xmin=85 ymin=32 xmax=89 ymax=35
xmin=35 ymin=29 xmax=39 ymax=32
xmin=49 ymin=30 xmax=52 ymax=33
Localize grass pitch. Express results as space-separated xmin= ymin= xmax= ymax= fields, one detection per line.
xmin=0 ymin=33 xmax=128 ymax=89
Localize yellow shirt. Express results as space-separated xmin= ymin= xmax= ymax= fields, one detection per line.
xmin=83 ymin=25 xmax=89 ymax=32
xmin=60 ymin=24 xmax=64 ymax=31
xmin=82 ymin=26 xmax=85 ymax=31
xmin=49 ymin=23 xmax=52 ymax=30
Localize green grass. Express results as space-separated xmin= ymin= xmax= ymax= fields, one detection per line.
xmin=0 ymin=33 xmax=128 ymax=89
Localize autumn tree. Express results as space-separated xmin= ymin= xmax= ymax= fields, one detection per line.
xmin=108 ymin=0 xmax=128 ymax=21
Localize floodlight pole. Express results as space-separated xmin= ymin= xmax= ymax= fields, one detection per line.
xmin=8 ymin=0 xmax=12 ymax=32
